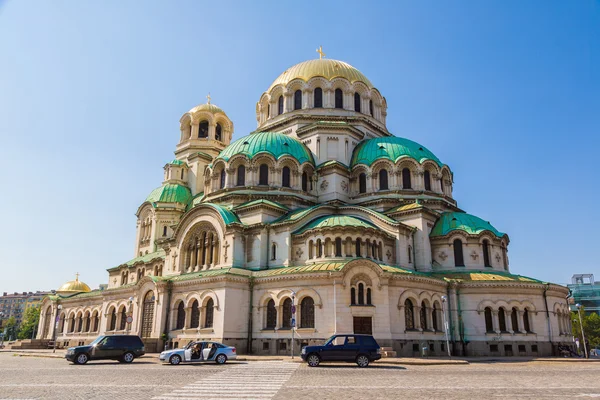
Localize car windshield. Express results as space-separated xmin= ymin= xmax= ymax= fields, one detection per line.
xmin=89 ymin=336 xmax=105 ymax=346
xmin=184 ymin=341 xmax=196 ymax=350
xmin=324 ymin=335 xmax=344 ymax=346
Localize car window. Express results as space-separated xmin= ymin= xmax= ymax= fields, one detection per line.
xmin=359 ymin=336 xmax=378 ymax=346
xmin=345 ymin=336 xmax=357 ymax=345
xmin=330 ymin=336 xmax=345 ymax=346
xmin=104 ymin=337 xmax=117 ymax=346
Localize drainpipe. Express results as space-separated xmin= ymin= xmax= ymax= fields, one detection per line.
xmin=162 ymin=281 xmax=173 ymax=350
xmin=246 ymin=277 xmax=254 ymax=354
xmin=265 ymin=226 xmax=270 ymax=269
xmin=456 ymin=287 xmax=465 ymax=356
xmin=411 ymin=229 xmax=417 ymax=271
xmin=543 ymin=283 xmax=553 ymax=352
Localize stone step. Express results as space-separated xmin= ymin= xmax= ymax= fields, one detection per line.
xmin=381 ymin=350 xmax=397 ymax=358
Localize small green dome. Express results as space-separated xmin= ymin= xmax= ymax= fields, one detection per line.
xmin=430 ymin=212 xmax=506 ymax=238
xmin=294 ymin=215 xmax=377 ymax=235
xmin=189 ymin=103 xmax=225 ymax=114
xmin=216 ymin=131 xmax=315 ymax=165
xmin=146 ymin=183 xmax=192 ymax=205
xmin=351 ymin=136 xmax=444 ymax=168
xmin=168 ymin=159 xmax=186 ymax=166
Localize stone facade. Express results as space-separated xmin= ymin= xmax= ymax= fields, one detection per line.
xmin=37 ymin=56 xmax=571 ymax=356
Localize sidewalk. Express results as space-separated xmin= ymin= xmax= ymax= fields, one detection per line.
xmin=2 ymin=349 xmax=598 ymax=365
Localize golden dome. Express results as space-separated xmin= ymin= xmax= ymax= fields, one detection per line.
xmin=57 ymin=274 xmax=91 ymax=294
xmin=188 ymin=103 xmax=225 ymax=115
xmin=268 ymin=59 xmax=374 ymax=92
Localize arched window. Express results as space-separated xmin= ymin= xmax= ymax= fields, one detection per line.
xmin=181 ymin=169 xmax=184 ymax=180
xmin=119 ymin=308 xmax=127 ymax=330
xmin=215 ymin=123 xmax=222 ymax=141
xmin=163 ymin=226 xmax=167 ymax=237
xmin=92 ymin=312 xmax=99 ymax=332
xmin=379 ymin=169 xmax=388 ymax=190
xmin=511 ymin=307 xmax=519 ymax=332
xmin=205 ymin=298 xmax=214 ymax=328
xmin=236 ymin=165 xmax=245 ymax=186
xmin=259 ymin=164 xmax=269 ymax=186
xmin=314 ymin=88 xmax=323 ymax=108
xmin=424 ymin=170 xmax=431 ymax=191
xmin=358 ymin=283 xmax=365 ymax=305
xmin=335 ymin=237 xmax=342 ymax=257
xmin=278 ymin=95 xmax=284 ymax=115
xmin=402 ymin=168 xmax=411 ymax=189
xmin=109 ymin=308 xmax=117 ymax=331
xmin=359 ymin=173 xmax=367 ymax=194
xmin=432 ymin=303 xmax=438 ymax=331
xmin=282 ymin=298 xmax=292 ymax=328
xmin=523 ymin=309 xmax=531 ymax=332
xmin=190 ymin=300 xmax=200 ymax=328
xmin=176 ymin=302 xmax=185 ymax=330
xmin=76 ymin=314 xmax=82 ymax=332
xmin=366 ymin=288 xmax=372 ymax=305
xmin=198 ymin=121 xmax=209 ymax=138
xmin=308 ymin=240 xmax=314 ymax=259
xmin=355 ymin=239 xmax=361 ymax=257
xmin=300 ymin=297 xmax=315 ymax=328
xmin=483 ymin=239 xmax=491 ymax=267
xmin=302 ymin=172 xmax=308 ymax=192
xmin=405 ymin=299 xmax=415 ymax=330
xmin=294 ymin=90 xmax=302 ymax=110
xmin=420 ymin=302 xmax=428 ymax=330
xmin=335 ymin=88 xmax=343 ymax=108
xmin=266 ymin=299 xmax=276 ymax=329
xmin=453 ymin=239 xmax=464 ymax=266
xmin=316 ymin=239 xmax=323 ymax=258
xmin=502 ymin=245 xmax=508 ymax=270
xmin=350 ymin=287 xmax=356 ymax=305
xmin=220 ymin=169 xmax=225 ymax=189
xmin=484 ymin=307 xmax=494 ymax=332
xmin=282 ymin=166 xmax=291 ymax=187
xmin=354 ymin=92 xmax=361 ymax=112
xmin=498 ymin=307 xmax=507 ymax=332
xmin=369 ymin=99 xmax=373 ymax=116
xmin=271 ymin=242 xmax=277 ymax=260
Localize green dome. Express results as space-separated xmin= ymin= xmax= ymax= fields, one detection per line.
xmin=216 ymin=132 xmax=315 ymax=165
xmin=146 ymin=183 xmax=192 ymax=205
xmin=294 ymin=215 xmax=378 ymax=235
xmin=168 ymin=159 xmax=186 ymax=166
xmin=351 ymin=136 xmax=444 ymax=168
xmin=430 ymin=212 xmax=506 ymax=238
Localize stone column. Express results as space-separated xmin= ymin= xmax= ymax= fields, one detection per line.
xmin=492 ymin=310 xmax=500 ymax=334
xmin=208 ymin=124 xmax=216 ymax=140
xmin=191 ymin=123 xmax=199 ymax=139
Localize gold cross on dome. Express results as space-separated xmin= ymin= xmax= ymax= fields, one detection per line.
xmin=75 ymin=272 xmax=80 ymax=281
xmin=206 ymin=93 xmax=211 ymax=104
xmin=316 ymin=45 xmax=326 ymax=59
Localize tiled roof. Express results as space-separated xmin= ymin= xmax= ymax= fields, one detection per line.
xmin=430 ymin=270 xmax=542 ymax=283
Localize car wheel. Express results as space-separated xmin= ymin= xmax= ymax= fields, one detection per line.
xmin=307 ymin=354 xmax=320 ymax=367
xmin=216 ymin=354 xmax=227 ymax=365
xmin=75 ymin=353 xmax=89 ymax=365
xmin=356 ymin=354 xmax=369 ymax=368
xmin=122 ymin=352 xmax=135 ymax=364
xmin=169 ymin=354 xmax=182 ymax=365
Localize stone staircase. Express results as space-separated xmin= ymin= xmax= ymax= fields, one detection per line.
xmin=380 ymin=346 xmax=397 ymax=358
xmin=5 ymin=339 xmax=51 ymax=350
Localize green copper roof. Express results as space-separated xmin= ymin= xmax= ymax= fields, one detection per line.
xmin=198 ymin=203 xmax=242 ymax=225
xmin=351 ymin=136 xmax=444 ymax=168
xmin=294 ymin=215 xmax=378 ymax=234
xmin=430 ymin=212 xmax=506 ymax=238
xmin=253 ymin=260 xmax=425 ymax=277
xmin=216 ymin=131 xmax=315 ymax=165
xmin=169 ymin=159 xmax=186 ymax=166
xmin=146 ymin=184 xmax=192 ymax=205
xmin=107 ymin=249 xmax=167 ymax=271
xmin=429 ymin=270 xmax=542 ymax=283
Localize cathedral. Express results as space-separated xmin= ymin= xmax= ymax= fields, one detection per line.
xmin=38 ymin=52 xmax=572 ymax=357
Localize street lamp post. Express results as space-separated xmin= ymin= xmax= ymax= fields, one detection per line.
xmin=52 ymin=304 xmax=62 ymax=353
xmin=291 ymin=291 xmax=296 ymax=360
xmin=0 ymin=312 xmax=4 ymax=348
xmin=576 ymin=303 xmax=588 ymax=359
xmin=441 ymin=295 xmax=451 ymax=358
xmin=126 ymin=297 xmax=134 ymax=334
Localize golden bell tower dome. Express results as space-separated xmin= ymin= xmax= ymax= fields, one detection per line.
xmin=57 ymin=273 xmax=92 ymax=295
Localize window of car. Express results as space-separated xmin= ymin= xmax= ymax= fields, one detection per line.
xmin=345 ymin=336 xmax=357 ymax=345
xmin=359 ymin=336 xmax=378 ymax=347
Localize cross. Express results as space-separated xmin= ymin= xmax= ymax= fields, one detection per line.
xmin=206 ymin=93 xmax=211 ymax=104
xmin=75 ymin=272 xmax=80 ymax=281
xmin=316 ymin=45 xmax=325 ymax=59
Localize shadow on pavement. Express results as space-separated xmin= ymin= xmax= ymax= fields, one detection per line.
xmin=316 ymin=364 xmax=406 ymax=370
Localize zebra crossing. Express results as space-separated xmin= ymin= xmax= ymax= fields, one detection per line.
xmin=152 ymin=361 xmax=299 ymax=400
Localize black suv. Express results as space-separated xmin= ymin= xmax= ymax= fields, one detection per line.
xmin=301 ymin=334 xmax=381 ymax=367
xmin=65 ymin=335 xmax=145 ymax=365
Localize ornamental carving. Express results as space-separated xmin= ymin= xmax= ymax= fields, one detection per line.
xmin=438 ymin=251 xmax=448 ymax=261
xmin=470 ymin=251 xmax=479 ymax=260
xmin=320 ymin=180 xmax=329 ymax=190
xmin=340 ymin=180 xmax=348 ymax=193
xmin=495 ymin=253 xmax=502 ymax=262
xmin=350 ymin=273 xmax=372 ymax=287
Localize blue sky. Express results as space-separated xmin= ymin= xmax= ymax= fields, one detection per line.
xmin=0 ymin=1 xmax=598 ymax=293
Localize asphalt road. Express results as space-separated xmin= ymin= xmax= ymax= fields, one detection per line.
xmin=0 ymin=353 xmax=599 ymax=400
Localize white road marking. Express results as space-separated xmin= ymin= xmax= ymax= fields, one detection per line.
xmin=152 ymin=362 xmax=299 ymax=400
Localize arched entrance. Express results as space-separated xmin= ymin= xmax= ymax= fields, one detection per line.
xmin=42 ymin=306 xmax=52 ymax=339
xmin=141 ymin=291 xmax=155 ymax=338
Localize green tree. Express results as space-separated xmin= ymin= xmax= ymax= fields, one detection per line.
xmin=3 ymin=316 xmax=18 ymax=341
xmin=571 ymin=307 xmax=600 ymax=352
xmin=18 ymin=306 xmax=40 ymax=340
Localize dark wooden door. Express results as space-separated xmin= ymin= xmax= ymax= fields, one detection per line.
xmin=353 ymin=317 xmax=372 ymax=334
